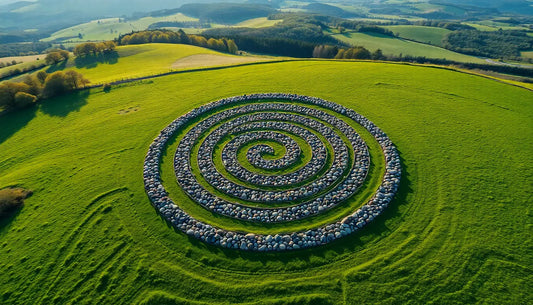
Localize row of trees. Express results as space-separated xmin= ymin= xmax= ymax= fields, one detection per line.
xmin=0 ymin=62 xmax=46 ymax=80
xmin=313 ymin=45 xmax=385 ymax=60
xmin=45 ymin=49 xmax=70 ymax=65
xmin=73 ymin=41 xmax=117 ymax=57
xmin=0 ymin=60 xmax=20 ymax=68
xmin=119 ymin=30 xmax=238 ymax=54
xmin=0 ymin=70 xmax=89 ymax=110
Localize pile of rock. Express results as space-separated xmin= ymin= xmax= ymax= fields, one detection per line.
xmin=143 ymin=93 xmax=401 ymax=251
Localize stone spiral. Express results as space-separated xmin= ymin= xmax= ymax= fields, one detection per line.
xmin=144 ymin=93 xmax=401 ymax=251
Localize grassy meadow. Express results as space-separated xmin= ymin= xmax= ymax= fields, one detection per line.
xmin=332 ymin=31 xmax=485 ymax=63
xmin=42 ymin=14 xmax=199 ymax=43
xmin=0 ymin=60 xmax=531 ymax=304
xmin=40 ymin=44 xmax=270 ymax=84
xmin=383 ymin=25 xmax=451 ymax=47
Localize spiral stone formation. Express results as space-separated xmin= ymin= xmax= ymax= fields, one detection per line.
xmin=144 ymin=93 xmax=401 ymax=251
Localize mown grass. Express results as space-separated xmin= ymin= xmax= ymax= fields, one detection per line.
xmin=383 ymin=25 xmax=451 ymax=47
xmin=332 ymin=31 xmax=485 ymax=63
xmin=0 ymin=60 xmax=531 ymax=304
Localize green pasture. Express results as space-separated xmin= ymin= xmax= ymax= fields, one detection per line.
xmin=463 ymin=20 xmax=530 ymax=32
xmin=42 ymin=14 xmax=199 ymax=43
xmin=234 ymin=17 xmax=282 ymax=28
xmin=43 ymin=44 xmax=227 ymax=84
xmin=332 ymin=31 xmax=485 ymax=63
xmin=0 ymin=60 xmax=531 ymax=304
xmin=383 ymin=25 xmax=451 ymax=47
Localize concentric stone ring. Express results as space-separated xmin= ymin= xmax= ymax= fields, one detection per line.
xmin=144 ymin=93 xmax=401 ymax=251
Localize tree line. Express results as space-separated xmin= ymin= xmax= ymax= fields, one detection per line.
xmin=0 ymin=70 xmax=89 ymax=110
xmin=313 ymin=45 xmax=385 ymax=60
xmin=73 ymin=41 xmax=117 ymax=57
xmin=0 ymin=42 xmax=52 ymax=58
xmin=45 ymin=49 xmax=70 ymax=65
xmin=118 ymin=30 xmax=238 ymax=54
xmin=311 ymin=44 xmax=533 ymax=78
xmin=442 ymin=29 xmax=533 ymax=59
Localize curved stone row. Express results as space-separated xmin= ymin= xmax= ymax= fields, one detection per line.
xmin=178 ymin=105 xmax=369 ymax=220
xmin=195 ymin=111 xmax=350 ymax=202
xmin=222 ymin=122 xmax=326 ymax=187
xmin=240 ymin=132 xmax=300 ymax=170
xmin=143 ymin=93 xmax=401 ymax=251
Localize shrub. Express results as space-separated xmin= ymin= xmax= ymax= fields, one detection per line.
xmin=43 ymin=70 xmax=89 ymax=98
xmin=103 ymin=83 xmax=111 ymax=92
xmin=0 ymin=82 xmax=30 ymax=108
xmin=0 ymin=188 xmax=32 ymax=219
xmin=14 ymin=92 xmax=37 ymax=108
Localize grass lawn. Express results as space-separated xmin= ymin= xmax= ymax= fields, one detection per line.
xmin=383 ymin=25 xmax=451 ymax=47
xmin=0 ymin=60 xmax=531 ymax=304
xmin=332 ymin=31 xmax=485 ymax=63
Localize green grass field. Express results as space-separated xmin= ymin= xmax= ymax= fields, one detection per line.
xmin=0 ymin=61 xmax=533 ymax=304
xmin=332 ymin=31 xmax=485 ymax=63
xmin=42 ymin=14 xmax=199 ymax=43
xmin=41 ymin=44 xmax=270 ymax=85
xmin=0 ymin=59 xmax=531 ymax=304
xmin=383 ymin=25 xmax=451 ymax=47
xmin=234 ymin=17 xmax=282 ymax=28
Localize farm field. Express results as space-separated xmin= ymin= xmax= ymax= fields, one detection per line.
xmin=332 ymin=32 xmax=485 ymax=63
xmin=0 ymin=55 xmax=44 ymax=65
xmin=234 ymin=17 xmax=282 ymax=28
xmin=383 ymin=25 xmax=451 ymax=47
xmin=40 ymin=44 xmax=271 ymax=84
xmin=0 ymin=60 xmax=531 ymax=304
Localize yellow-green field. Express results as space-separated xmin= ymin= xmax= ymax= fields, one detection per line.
xmin=332 ymin=31 xmax=485 ymax=63
xmin=42 ymin=44 xmax=271 ymax=84
xmin=383 ymin=25 xmax=451 ymax=47
xmin=234 ymin=17 xmax=282 ymax=28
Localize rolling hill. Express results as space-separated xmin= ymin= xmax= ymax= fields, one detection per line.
xmin=40 ymin=44 xmax=270 ymax=84
xmin=332 ymin=31 xmax=486 ymax=63
xmin=0 ymin=58 xmax=531 ymax=304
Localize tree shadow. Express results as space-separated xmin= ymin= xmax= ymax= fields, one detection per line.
xmin=0 ymin=105 xmax=38 ymax=146
xmin=0 ymin=206 xmax=23 ymax=234
xmin=40 ymin=90 xmax=90 ymax=117
xmin=46 ymin=60 xmax=68 ymax=73
xmin=73 ymin=52 xmax=119 ymax=69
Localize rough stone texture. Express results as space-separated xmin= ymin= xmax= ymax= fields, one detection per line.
xmin=143 ymin=93 xmax=401 ymax=252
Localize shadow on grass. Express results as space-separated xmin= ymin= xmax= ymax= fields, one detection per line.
xmin=159 ymin=148 xmax=414 ymax=269
xmin=0 ymin=105 xmax=38 ymax=146
xmin=0 ymin=202 xmax=25 ymax=234
xmin=74 ymin=52 xmax=119 ymax=69
xmin=40 ymin=90 xmax=90 ymax=117
xmin=45 ymin=60 xmax=68 ymax=73
xmin=45 ymin=52 xmax=119 ymax=73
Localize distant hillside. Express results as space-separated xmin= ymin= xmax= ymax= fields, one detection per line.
xmin=0 ymin=0 xmax=245 ymax=31
xmin=179 ymin=3 xmax=276 ymax=24
xmin=435 ymin=0 xmax=533 ymax=15
xmin=304 ymin=3 xmax=361 ymax=18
